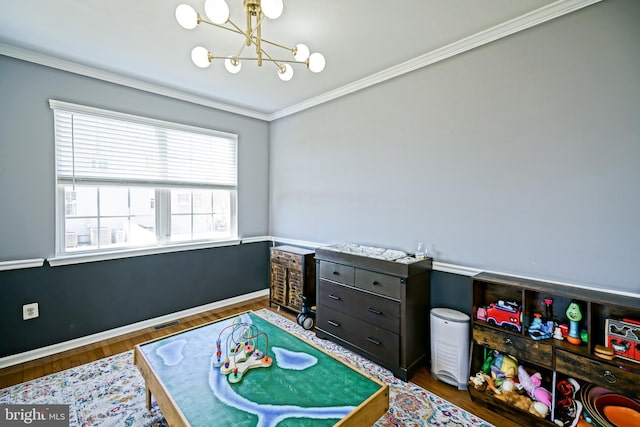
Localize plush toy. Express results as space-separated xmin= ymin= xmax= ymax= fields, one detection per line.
xmin=469 ymin=372 xmax=487 ymax=392
xmin=491 ymin=353 xmax=518 ymax=380
xmin=530 ymin=401 xmax=550 ymax=418
xmin=498 ymin=379 xmax=531 ymax=410
xmin=518 ymin=366 xmax=552 ymax=409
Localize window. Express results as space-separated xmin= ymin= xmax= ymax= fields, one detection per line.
xmin=51 ymin=100 xmax=238 ymax=257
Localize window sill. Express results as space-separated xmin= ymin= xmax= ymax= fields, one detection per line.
xmin=48 ymin=239 xmax=241 ymax=267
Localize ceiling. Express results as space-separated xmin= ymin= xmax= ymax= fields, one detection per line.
xmin=0 ymin=0 xmax=596 ymax=120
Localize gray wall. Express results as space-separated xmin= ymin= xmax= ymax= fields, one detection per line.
xmin=0 ymin=55 xmax=271 ymax=357
xmin=269 ymin=0 xmax=640 ymax=294
xmin=0 ymin=55 xmax=270 ymax=261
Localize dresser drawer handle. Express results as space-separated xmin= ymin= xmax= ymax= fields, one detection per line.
xmin=367 ymin=307 xmax=383 ymax=315
xmin=332 ymin=271 xmax=340 ymax=276
xmin=328 ymin=294 xmax=341 ymax=300
xmin=372 ymin=280 xmax=380 ymax=286
xmin=504 ymin=338 xmax=513 ymax=346
xmin=366 ymin=337 xmax=382 ymax=345
xmin=602 ymin=370 xmax=617 ymax=384
xmin=327 ymin=320 xmax=340 ymax=327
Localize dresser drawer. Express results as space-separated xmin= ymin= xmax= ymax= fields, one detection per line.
xmin=318 ymin=280 xmax=400 ymax=332
xmin=473 ymin=326 xmax=553 ymax=369
xmin=319 ymin=261 xmax=355 ymax=286
xmin=355 ymin=269 xmax=401 ymax=300
xmin=317 ymin=305 xmax=399 ymax=366
xmin=270 ymin=249 xmax=303 ymax=270
xmin=555 ymin=349 xmax=639 ymax=397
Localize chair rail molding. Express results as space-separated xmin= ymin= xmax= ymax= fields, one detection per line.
xmin=0 ymin=258 xmax=45 ymax=272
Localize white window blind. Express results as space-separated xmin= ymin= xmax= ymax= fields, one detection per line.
xmin=50 ymin=100 xmax=237 ymax=188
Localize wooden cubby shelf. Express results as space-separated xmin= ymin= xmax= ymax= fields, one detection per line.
xmin=468 ymin=272 xmax=640 ymax=427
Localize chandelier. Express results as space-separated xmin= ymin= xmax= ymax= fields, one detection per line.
xmin=175 ymin=0 xmax=326 ymax=81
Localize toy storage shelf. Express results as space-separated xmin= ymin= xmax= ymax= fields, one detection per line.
xmin=469 ymin=272 xmax=640 ymax=427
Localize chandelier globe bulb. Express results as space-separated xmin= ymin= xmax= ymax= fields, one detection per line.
xmin=293 ymin=43 xmax=310 ymax=62
xmin=224 ymin=56 xmax=242 ymax=74
xmin=204 ymin=0 xmax=230 ymax=25
xmin=308 ymin=52 xmax=325 ymax=73
xmin=175 ymin=4 xmax=198 ymax=30
xmin=278 ymin=64 xmax=294 ymax=81
xmin=262 ymin=0 xmax=284 ymax=19
xmin=191 ymin=47 xmax=212 ymax=68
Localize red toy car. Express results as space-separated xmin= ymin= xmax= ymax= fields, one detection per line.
xmin=485 ymin=300 xmax=522 ymax=332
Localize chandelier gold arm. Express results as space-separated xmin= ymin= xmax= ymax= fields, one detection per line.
xmin=200 ymin=17 xmax=295 ymax=54
xmin=200 ymin=16 xmax=297 ymax=68
xmin=178 ymin=1 xmax=324 ymax=77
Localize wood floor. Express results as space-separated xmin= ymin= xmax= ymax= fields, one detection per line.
xmin=0 ymin=296 xmax=518 ymax=427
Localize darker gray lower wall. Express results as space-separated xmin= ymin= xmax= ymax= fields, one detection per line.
xmin=430 ymin=271 xmax=472 ymax=316
xmin=0 ymin=242 xmax=269 ymax=358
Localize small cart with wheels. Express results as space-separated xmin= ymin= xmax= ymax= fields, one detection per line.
xmin=296 ymin=294 xmax=316 ymax=330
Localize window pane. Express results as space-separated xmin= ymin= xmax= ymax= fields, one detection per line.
xmin=130 ymin=215 xmax=156 ymax=246
xmin=66 ymin=186 xmax=97 ymax=217
xmin=130 ymin=188 xmax=155 ymax=216
xmin=100 ymin=217 xmax=128 ymax=248
xmin=193 ymin=214 xmax=213 ymax=238
xmin=65 ymin=218 xmax=97 ymax=250
xmin=171 ymin=189 xmax=191 ymax=214
xmin=212 ymin=190 xmax=231 ymax=236
xmin=100 ymin=186 xmax=129 ymax=216
xmin=193 ymin=189 xmax=212 ymax=214
xmin=171 ymin=215 xmax=191 ymax=241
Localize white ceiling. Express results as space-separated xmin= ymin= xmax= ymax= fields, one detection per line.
xmin=0 ymin=0 xmax=597 ymax=119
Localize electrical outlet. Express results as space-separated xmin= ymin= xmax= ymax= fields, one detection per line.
xmin=23 ymin=303 xmax=39 ymax=320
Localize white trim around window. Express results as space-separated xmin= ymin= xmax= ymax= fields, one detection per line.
xmin=50 ymin=99 xmax=239 ymax=259
xmin=48 ymin=239 xmax=241 ymax=267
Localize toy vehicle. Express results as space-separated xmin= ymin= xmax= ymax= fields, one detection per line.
xmin=485 ymin=300 xmax=522 ymax=332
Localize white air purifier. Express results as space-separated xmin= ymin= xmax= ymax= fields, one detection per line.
xmin=430 ymin=307 xmax=471 ymax=390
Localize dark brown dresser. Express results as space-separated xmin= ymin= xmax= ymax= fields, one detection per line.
xmin=315 ymin=245 xmax=432 ymax=380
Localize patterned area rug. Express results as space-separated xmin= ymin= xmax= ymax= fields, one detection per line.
xmin=0 ymin=309 xmax=492 ymax=426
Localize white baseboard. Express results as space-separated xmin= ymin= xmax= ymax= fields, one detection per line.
xmin=0 ymin=288 xmax=269 ymax=370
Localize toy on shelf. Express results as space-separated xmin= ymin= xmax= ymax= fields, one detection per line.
xmin=213 ymin=317 xmax=272 ymax=383
xmin=554 ymin=377 xmax=583 ymax=427
xmin=565 ymin=302 xmax=583 ymax=345
xmin=605 ymin=317 xmax=640 ymax=363
xmin=491 ymin=352 xmax=518 ymax=381
xmin=518 ymin=366 xmax=552 ymax=417
xmin=544 ymin=297 xmax=554 ymax=331
xmin=528 ymin=313 xmax=553 ymax=340
xmin=484 ymin=300 xmax=522 ymax=332
xmin=553 ymin=326 xmax=564 ymax=340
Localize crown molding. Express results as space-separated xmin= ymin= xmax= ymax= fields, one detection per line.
xmin=268 ymin=0 xmax=601 ymax=121
xmin=0 ymin=0 xmax=600 ymax=122
xmin=0 ymin=43 xmax=270 ymax=121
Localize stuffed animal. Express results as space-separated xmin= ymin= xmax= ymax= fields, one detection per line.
xmin=491 ymin=353 xmax=518 ymax=379
xmin=469 ymin=372 xmax=487 ymax=392
xmin=530 ymin=401 xmax=550 ymax=418
xmin=518 ymin=366 xmax=552 ymax=409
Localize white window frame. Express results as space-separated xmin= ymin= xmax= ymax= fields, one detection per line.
xmin=49 ymin=100 xmax=239 ymax=266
